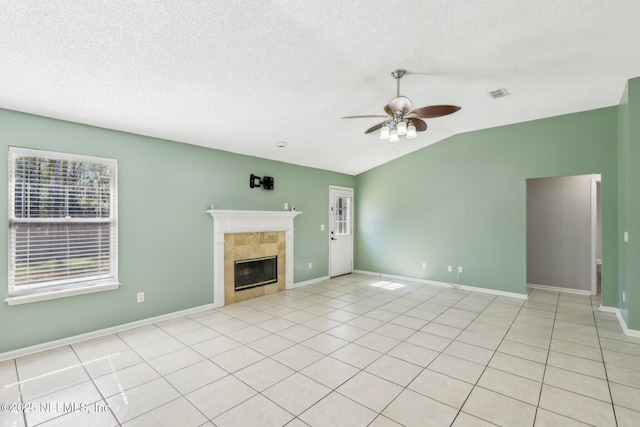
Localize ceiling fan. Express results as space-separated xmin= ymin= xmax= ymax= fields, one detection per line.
xmin=343 ymin=69 xmax=460 ymax=142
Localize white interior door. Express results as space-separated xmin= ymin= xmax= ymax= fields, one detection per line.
xmin=329 ymin=186 xmax=354 ymax=277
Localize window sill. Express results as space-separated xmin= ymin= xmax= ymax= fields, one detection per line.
xmin=5 ymin=282 xmax=121 ymax=306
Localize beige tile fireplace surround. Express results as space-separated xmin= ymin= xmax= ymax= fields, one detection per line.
xmin=224 ymin=231 xmax=286 ymax=304
xmin=208 ymin=209 xmax=301 ymax=307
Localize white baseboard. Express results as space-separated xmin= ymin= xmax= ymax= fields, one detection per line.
xmin=599 ymin=305 xmax=618 ymax=313
xmin=355 ymin=269 xmax=440 ymax=286
xmin=457 ymin=282 xmax=528 ymax=300
xmin=354 ymin=270 xmax=528 ymax=300
xmin=527 ymin=283 xmax=594 ymax=296
xmin=291 ymin=275 xmax=330 ymax=289
xmin=599 ymin=305 xmax=640 ymax=337
xmin=0 ymin=303 xmax=217 ymax=363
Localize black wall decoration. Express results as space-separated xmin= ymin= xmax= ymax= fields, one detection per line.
xmin=249 ymin=174 xmax=275 ymax=190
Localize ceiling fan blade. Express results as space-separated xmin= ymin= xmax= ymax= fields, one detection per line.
xmin=387 ymin=96 xmax=413 ymax=114
xmin=342 ymin=115 xmax=389 ymax=119
xmin=364 ymin=122 xmax=386 ymax=134
xmin=411 ymin=118 xmax=427 ymax=132
xmin=411 ymin=105 xmax=461 ymax=118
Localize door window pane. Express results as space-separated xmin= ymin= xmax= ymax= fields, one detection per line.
xmin=334 ymin=196 xmax=351 ymax=235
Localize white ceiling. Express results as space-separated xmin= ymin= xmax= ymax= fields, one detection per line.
xmin=2 ymin=1 xmax=640 ymax=175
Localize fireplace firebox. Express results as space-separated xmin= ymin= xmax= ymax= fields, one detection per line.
xmin=234 ymin=255 xmax=278 ymax=291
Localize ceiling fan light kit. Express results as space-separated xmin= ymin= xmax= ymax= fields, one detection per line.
xmin=344 ymin=69 xmax=461 ymax=142
xmin=397 ymin=120 xmax=407 ymax=135
xmin=380 ymin=125 xmax=390 ymax=139
xmin=389 ymin=128 xmax=399 ymax=143
xmin=406 ymin=123 xmax=417 ymax=139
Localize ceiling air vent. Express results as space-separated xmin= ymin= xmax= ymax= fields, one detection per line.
xmin=489 ymin=88 xmax=509 ymax=99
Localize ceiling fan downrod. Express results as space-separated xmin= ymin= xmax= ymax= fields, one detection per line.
xmin=391 ymin=69 xmax=406 ymax=97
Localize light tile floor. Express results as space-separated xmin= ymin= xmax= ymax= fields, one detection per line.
xmin=2 ymin=274 xmax=640 ymax=426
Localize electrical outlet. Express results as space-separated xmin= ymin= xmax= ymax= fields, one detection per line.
xmin=284 ymin=202 xmax=289 ymax=210
xmin=623 ymin=291 xmax=626 ymax=303
xmin=137 ymin=292 xmax=145 ymax=303
xmin=458 ymin=266 xmax=463 ymax=273
xmin=624 ymin=231 xmax=629 ymax=242
xmin=448 ymin=265 xmax=453 ymax=272
xmin=308 ymin=262 xmax=312 ymax=269
xmin=320 ymin=224 xmax=325 ymax=231
xmin=422 ymin=262 xmax=427 ymax=269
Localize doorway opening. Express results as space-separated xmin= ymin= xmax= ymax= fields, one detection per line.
xmin=526 ymin=174 xmax=602 ymax=296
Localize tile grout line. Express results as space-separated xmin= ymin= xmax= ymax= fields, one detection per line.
xmin=69 ymin=344 xmax=122 ymax=426
xmin=9 ymin=276 xmax=640 ymax=427
xmin=358 ymin=286 xmax=467 ymax=426
xmin=84 ymin=325 xmax=211 ymax=427
xmin=262 ymin=277 xmax=417 ymax=426
xmin=531 ymin=290 xmax=560 ymax=427
xmin=533 ymin=292 xmax=617 ymax=425
xmin=367 ymin=288 xmax=467 ymax=423
xmin=447 ymin=292 xmax=526 ymax=426
xmin=591 ymin=293 xmax=619 ymax=427
xmin=196 ymin=278 xmax=388 ymax=425
xmin=13 ymin=358 xmax=29 ymax=427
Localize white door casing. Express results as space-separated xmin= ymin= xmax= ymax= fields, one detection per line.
xmin=329 ymin=186 xmax=354 ymax=277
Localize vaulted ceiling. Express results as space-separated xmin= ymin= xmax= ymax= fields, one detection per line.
xmin=2 ymin=1 xmax=640 ymax=175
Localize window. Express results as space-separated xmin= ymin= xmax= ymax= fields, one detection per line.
xmin=8 ymin=147 xmax=118 ymax=302
xmin=333 ymin=195 xmax=351 ymax=235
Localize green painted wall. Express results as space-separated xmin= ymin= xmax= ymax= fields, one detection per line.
xmin=618 ymin=77 xmax=640 ymax=329
xmin=618 ymin=83 xmax=629 ymax=323
xmin=1 ymin=86 xmax=633 ymax=353
xmin=0 ymin=109 xmax=354 ymax=353
xmin=355 ymin=107 xmax=619 ymax=300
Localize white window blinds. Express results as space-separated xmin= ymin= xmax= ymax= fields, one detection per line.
xmin=8 ymin=147 xmax=118 ymax=296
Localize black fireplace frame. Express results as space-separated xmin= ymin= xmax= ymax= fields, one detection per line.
xmin=234 ymin=255 xmax=278 ymax=291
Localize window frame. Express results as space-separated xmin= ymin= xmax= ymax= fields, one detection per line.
xmin=6 ymin=147 xmax=119 ymax=305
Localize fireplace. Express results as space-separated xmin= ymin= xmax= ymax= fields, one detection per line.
xmin=207 ymin=209 xmax=302 ymax=307
xmin=234 ymin=255 xmax=278 ymax=291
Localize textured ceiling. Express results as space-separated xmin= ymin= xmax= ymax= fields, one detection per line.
xmin=1 ymin=1 xmax=640 ymax=175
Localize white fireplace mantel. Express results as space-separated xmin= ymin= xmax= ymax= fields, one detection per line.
xmin=207 ymin=209 xmax=302 ymax=307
